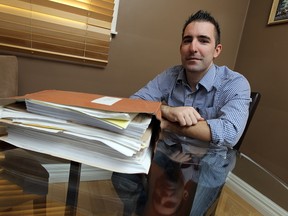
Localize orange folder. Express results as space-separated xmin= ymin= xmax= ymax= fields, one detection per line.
xmin=20 ymin=90 xmax=162 ymax=120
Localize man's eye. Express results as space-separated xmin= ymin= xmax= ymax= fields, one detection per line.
xmin=182 ymin=38 xmax=192 ymax=44
xmin=199 ymin=38 xmax=210 ymax=44
xmin=198 ymin=37 xmax=211 ymax=44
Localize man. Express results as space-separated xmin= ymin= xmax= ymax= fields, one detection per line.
xmin=131 ymin=10 xmax=251 ymax=215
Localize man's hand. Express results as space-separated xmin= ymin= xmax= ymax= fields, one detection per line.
xmin=169 ymin=151 xmax=192 ymax=163
xmin=161 ymin=105 xmax=204 ymax=126
xmin=160 ymin=105 xmax=211 ymax=142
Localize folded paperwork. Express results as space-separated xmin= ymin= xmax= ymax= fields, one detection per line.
xmin=0 ymin=90 xmax=161 ymax=174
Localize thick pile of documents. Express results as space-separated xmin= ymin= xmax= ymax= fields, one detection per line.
xmin=0 ymin=90 xmax=161 ymax=174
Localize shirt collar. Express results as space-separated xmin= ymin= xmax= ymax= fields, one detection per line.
xmin=176 ymin=67 xmax=187 ymax=83
xmin=199 ymin=64 xmax=216 ymax=92
xmin=176 ymin=64 xmax=217 ymax=92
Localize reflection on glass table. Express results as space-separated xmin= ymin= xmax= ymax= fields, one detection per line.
xmin=0 ymin=133 xmax=237 ymax=216
xmin=112 ymin=134 xmax=237 ymax=216
xmin=0 ymin=142 xmax=105 ymax=216
xmin=0 ymin=147 xmax=48 ymax=214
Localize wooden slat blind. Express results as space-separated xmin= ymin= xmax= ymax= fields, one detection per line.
xmin=0 ymin=0 xmax=115 ymax=67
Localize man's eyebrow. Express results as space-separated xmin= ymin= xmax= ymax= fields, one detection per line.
xmin=198 ymin=35 xmax=211 ymax=41
xmin=182 ymin=35 xmax=211 ymax=41
xmin=183 ymin=35 xmax=192 ymax=38
xmin=182 ymin=35 xmax=192 ymax=40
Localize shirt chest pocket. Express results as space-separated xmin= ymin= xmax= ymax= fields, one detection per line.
xmin=200 ymin=106 xmax=219 ymax=120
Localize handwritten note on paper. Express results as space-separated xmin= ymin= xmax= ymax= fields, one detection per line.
xmin=91 ymin=97 xmax=122 ymax=106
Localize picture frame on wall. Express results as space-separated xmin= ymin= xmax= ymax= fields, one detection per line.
xmin=268 ymin=0 xmax=288 ymax=25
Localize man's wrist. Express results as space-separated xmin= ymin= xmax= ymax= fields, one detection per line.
xmin=160 ymin=104 xmax=169 ymax=116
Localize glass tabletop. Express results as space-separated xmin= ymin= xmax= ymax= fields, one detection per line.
xmin=0 ymin=138 xmax=236 ymax=216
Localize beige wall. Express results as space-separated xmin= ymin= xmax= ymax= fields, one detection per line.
xmin=233 ymin=0 xmax=288 ymax=210
xmin=3 ymin=0 xmax=288 ymax=211
xmin=9 ymin=0 xmax=288 ymax=210
xmin=14 ymin=0 xmax=250 ymax=98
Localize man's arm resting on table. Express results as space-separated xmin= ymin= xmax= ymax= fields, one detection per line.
xmin=160 ymin=105 xmax=211 ymax=142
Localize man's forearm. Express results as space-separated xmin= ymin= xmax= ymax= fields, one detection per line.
xmin=161 ymin=119 xmax=212 ymax=142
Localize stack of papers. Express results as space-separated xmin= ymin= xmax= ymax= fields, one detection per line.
xmin=0 ymin=90 xmax=161 ymax=174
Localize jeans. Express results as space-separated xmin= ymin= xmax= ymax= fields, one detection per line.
xmin=189 ymin=148 xmax=237 ymax=216
xmin=111 ymin=172 xmax=147 ymax=216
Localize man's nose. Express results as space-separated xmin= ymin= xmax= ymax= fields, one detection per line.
xmin=189 ymin=41 xmax=198 ymax=53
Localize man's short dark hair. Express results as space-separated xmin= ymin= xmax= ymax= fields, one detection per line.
xmin=182 ymin=10 xmax=221 ymax=46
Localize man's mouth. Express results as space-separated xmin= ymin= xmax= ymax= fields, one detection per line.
xmin=186 ymin=56 xmax=201 ymax=61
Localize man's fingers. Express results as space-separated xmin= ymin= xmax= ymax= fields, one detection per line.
xmin=163 ymin=106 xmax=204 ymax=126
xmin=170 ymin=151 xmax=192 ymax=163
xmin=178 ymin=114 xmax=199 ymax=126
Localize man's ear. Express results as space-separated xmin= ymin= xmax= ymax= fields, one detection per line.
xmin=183 ymin=190 xmax=189 ymax=200
xmin=213 ymin=43 xmax=222 ymax=58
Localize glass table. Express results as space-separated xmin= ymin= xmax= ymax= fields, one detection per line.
xmin=0 ymin=137 xmax=236 ymax=216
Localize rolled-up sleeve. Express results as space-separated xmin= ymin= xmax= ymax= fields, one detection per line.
xmin=206 ymin=76 xmax=251 ymax=147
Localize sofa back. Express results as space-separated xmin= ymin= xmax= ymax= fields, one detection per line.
xmin=0 ymin=55 xmax=18 ymax=98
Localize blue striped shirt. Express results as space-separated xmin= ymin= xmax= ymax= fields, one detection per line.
xmin=131 ymin=64 xmax=251 ymax=151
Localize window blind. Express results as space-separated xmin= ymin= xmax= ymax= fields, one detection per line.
xmin=0 ymin=0 xmax=115 ymax=67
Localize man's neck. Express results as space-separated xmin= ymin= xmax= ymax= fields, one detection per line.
xmin=185 ymin=71 xmax=205 ymax=91
xmin=185 ymin=64 xmax=213 ymax=91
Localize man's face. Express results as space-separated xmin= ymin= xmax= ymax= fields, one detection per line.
xmin=180 ymin=21 xmax=222 ymax=74
xmin=152 ymin=173 xmax=184 ymax=215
